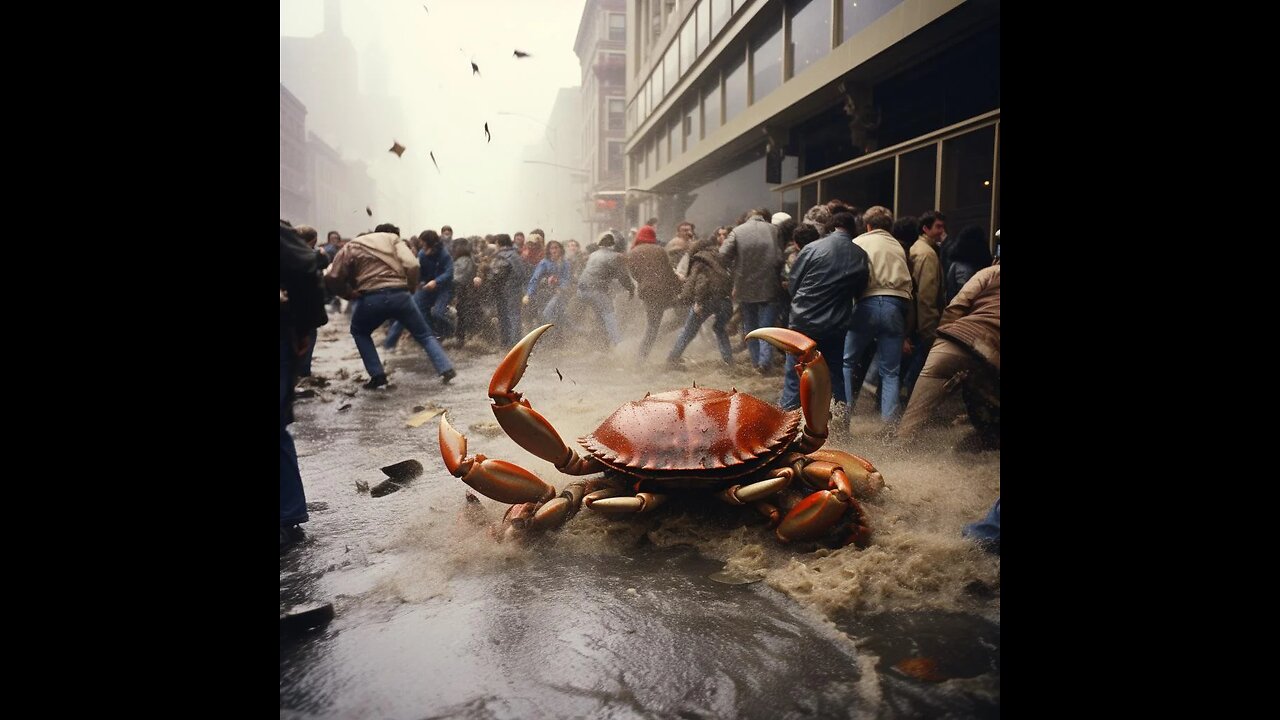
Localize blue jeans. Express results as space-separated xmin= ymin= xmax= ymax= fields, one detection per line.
xmin=780 ymin=328 xmax=848 ymax=413
xmin=667 ymin=299 xmax=733 ymax=363
xmin=962 ymin=498 xmax=1000 ymax=553
xmin=297 ymin=330 xmax=317 ymax=377
xmin=741 ymin=301 xmax=780 ymax=368
xmin=843 ymin=296 xmax=908 ymax=422
xmin=385 ymin=287 xmax=454 ymax=347
xmin=497 ymin=292 xmax=523 ymax=348
xmin=542 ymin=288 xmax=573 ymax=325
xmin=900 ymin=332 xmax=930 ymax=403
xmin=281 ymin=329 xmax=308 ymax=527
xmin=350 ymin=289 xmax=454 ymax=378
xmin=578 ymin=287 xmax=622 ymax=346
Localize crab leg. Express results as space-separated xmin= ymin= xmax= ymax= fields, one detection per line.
xmin=718 ymin=467 xmax=793 ymax=505
xmin=440 ymin=414 xmax=556 ymax=504
xmin=589 ymin=492 xmax=668 ymax=515
xmin=746 ymin=327 xmax=830 ymax=453
xmin=489 ymin=324 xmax=607 ymax=475
xmin=775 ymin=460 xmax=872 ymax=548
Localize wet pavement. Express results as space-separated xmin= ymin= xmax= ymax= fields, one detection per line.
xmin=282 ymin=303 xmax=999 ymax=719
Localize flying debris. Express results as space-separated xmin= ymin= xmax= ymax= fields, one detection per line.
xmin=366 ymin=206 xmax=373 ymax=217
xmin=555 ymin=368 xmax=563 ymax=381
xmin=389 ymin=141 xmax=406 ymax=157
xmin=430 ymin=151 xmax=440 ymax=173
xmin=471 ymin=61 xmax=480 ymax=76
xmin=484 ymin=122 xmax=491 ymax=143
xmin=423 ymin=4 xmax=428 ymax=11
xmin=513 ymin=50 xmax=531 ymax=58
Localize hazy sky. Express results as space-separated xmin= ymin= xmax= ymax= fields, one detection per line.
xmin=281 ymin=0 xmax=589 ymax=232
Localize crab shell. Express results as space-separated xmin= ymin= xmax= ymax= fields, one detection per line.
xmin=578 ymin=387 xmax=801 ymax=487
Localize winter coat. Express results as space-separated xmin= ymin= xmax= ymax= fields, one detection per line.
xmin=626 ymin=243 xmax=681 ymax=305
xmin=907 ymin=235 xmax=944 ymax=343
xmin=527 ymin=257 xmax=573 ymax=298
xmin=679 ymin=240 xmax=733 ymax=308
xmin=419 ymin=246 xmax=454 ymax=292
xmin=852 ymin=228 xmax=912 ymax=301
xmin=577 ymin=246 xmax=635 ymax=293
xmin=488 ymin=246 xmax=527 ymax=301
xmin=719 ymin=216 xmax=783 ymax=303
xmin=323 ymin=231 xmax=418 ymax=299
xmin=938 ymin=265 xmax=1000 ymax=373
xmin=787 ymin=230 xmax=869 ymax=334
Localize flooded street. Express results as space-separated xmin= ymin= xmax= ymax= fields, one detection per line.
xmin=281 ymin=305 xmax=1000 ymax=719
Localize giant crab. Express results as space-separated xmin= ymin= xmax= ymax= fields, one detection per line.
xmin=439 ymin=325 xmax=885 ymax=547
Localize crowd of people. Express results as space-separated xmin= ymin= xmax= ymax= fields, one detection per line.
xmin=280 ymin=202 xmax=1001 ymax=552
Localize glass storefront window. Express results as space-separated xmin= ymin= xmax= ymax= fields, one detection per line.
xmin=789 ymin=0 xmax=831 ymax=79
xmin=710 ymin=0 xmax=730 ymax=40
xmin=704 ymin=77 xmax=722 ymax=134
xmin=684 ymin=101 xmax=700 ymax=152
xmin=649 ymin=137 xmax=658 ymax=175
xmin=940 ymin=126 xmax=996 ymax=240
xmin=680 ymin=18 xmax=696 ymax=77
xmin=801 ymin=183 xmax=817 ymax=215
xmin=896 ymin=145 xmax=937 ymax=218
xmin=751 ymin=13 xmax=783 ymax=104
xmin=664 ymin=44 xmax=679 ymax=99
xmin=697 ymin=1 xmax=711 ymax=56
xmin=782 ymin=189 xmax=800 ymax=224
xmin=841 ymin=0 xmax=902 ymax=45
xmin=668 ymin=118 xmax=680 ymax=162
xmin=820 ymin=158 xmax=894 ymax=211
xmin=724 ymin=52 xmax=747 ymax=123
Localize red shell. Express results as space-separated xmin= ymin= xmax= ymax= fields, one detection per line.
xmin=580 ymin=387 xmax=800 ymax=477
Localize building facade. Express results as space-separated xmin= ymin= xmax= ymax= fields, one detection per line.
xmin=280 ymin=84 xmax=312 ymax=225
xmin=623 ymin=0 xmax=999 ymax=245
xmin=574 ymin=0 xmax=630 ymax=240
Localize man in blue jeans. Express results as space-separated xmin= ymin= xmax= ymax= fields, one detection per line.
xmin=720 ymin=209 xmax=784 ymax=373
xmin=280 ymin=219 xmax=329 ymax=550
xmin=779 ymin=217 xmax=868 ymax=413
xmin=325 ymin=223 xmax=456 ymax=389
xmin=844 ymin=206 xmax=913 ymax=424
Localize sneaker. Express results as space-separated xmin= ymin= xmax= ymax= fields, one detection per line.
xmin=363 ymin=374 xmax=389 ymax=390
xmin=441 ymin=368 xmax=457 ymax=384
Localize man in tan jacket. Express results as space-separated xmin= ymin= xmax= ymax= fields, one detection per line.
xmin=903 ymin=211 xmax=947 ymax=399
xmin=325 ymin=223 xmax=456 ymax=389
xmin=843 ymin=206 xmax=913 ymax=424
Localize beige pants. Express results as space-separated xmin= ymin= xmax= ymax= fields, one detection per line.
xmin=897 ymin=338 xmax=999 ymax=441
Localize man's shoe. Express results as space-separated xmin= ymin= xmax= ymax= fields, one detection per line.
xmin=280 ymin=524 xmax=306 ymax=552
xmin=363 ymin=374 xmax=389 ymax=390
xmin=441 ymin=368 xmax=457 ymax=384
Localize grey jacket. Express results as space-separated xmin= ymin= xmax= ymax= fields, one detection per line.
xmin=720 ymin=216 xmax=783 ymax=303
xmin=577 ymin=247 xmax=635 ymax=293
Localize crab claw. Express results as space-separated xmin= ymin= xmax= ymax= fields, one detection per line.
xmin=747 ymin=327 xmax=830 ymax=450
xmin=806 ymin=449 xmax=886 ymax=498
xmin=439 ymin=414 xmax=556 ymax=505
xmin=489 ymin=323 xmax=554 ymax=399
xmin=487 ymin=324 xmax=605 ymax=475
xmin=776 ymin=489 xmax=870 ymax=547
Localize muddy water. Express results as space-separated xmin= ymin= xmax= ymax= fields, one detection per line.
xmin=282 ymin=302 xmax=999 ymax=718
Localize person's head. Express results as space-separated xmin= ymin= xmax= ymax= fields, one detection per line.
xmin=919 ymin=211 xmax=946 ymax=241
xmin=771 ymin=212 xmax=792 ymax=227
xmin=777 ymin=218 xmax=798 ymax=248
xmin=677 ymin=221 xmax=694 ymax=239
xmin=597 ymin=231 xmax=617 ymax=248
xmin=891 ymin=216 xmax=918 ymax=253
xmin=565 ymin=239 xmax=581 ymax=258
xmin=408 ymin=235 xmax=423 ymax=252
xmin=803 ymin=204 xmax=833 ymax=234
xmin=496 ymin=233 xmax=513 ymax=248
xmin=451 ymin=237 xmax=471 ymax=257
xmin=546 ymin=240 xmax=564 ymax=260
xmin=831 ymin=212 xmax=859 ymax=234
xmin=420 ymin=229 xmax=441 ymax=253
xmin=374 ymin=222 xmax=401 ymax=236
xmin=326 ymin=230 xmax=341 ymax=246
xmin=440 ymin=225 xmax=453 ymax=241
xmin=862 ymin=206 xmax=893 ymax=232
xmin=528 ymin=231 xmax=545 ymax=248
xmin=645 ymin=217 xmax=658 ymax=228
xmin=514 ymin=232 xmax=525 ymax=248
xmin=825 ymin=198 xmax=847 ymax=212
xmin=792 ymin=224 xmax=820 ymax=249
xmin=951 ymin=225 xmax=993 ymax=267
xmin=716 ymin=225 xmax=732 ymax=243
xmin=294 ymin=224 xmax=319 ymax=247
xmin=634 ymin=225 xmax=658 ymax=244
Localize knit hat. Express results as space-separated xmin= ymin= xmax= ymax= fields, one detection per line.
xmin=771 ymin=212 xmax=792 ymax=225
xmin=634 ymin=225 xmax=657 ymax=244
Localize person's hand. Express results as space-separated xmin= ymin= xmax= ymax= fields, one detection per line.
xmin=426 ymin=280 xmax=438 ymax=292
xmin=473 ymin=276 xmax=483 ymax=287
xmin=279 ymin=289 xmax=289 ymax=304
xmin=902 ymin=339 xmax=914 ymax=356
xmin=693 ymin=303 xmax=703 ymax=315
xmin=522 ymin=295 xmax=530 ymax=306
